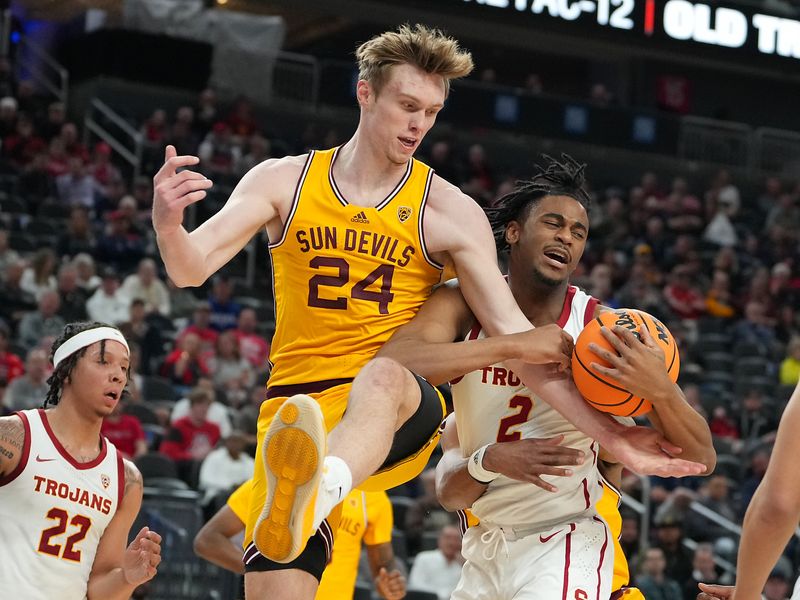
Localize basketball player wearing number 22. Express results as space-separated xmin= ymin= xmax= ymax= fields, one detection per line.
xmin=378 ymin=156 xmax=714 ymax=600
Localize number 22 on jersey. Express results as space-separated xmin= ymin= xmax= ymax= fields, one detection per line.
xmin=38 ymin=508 xmax=92 ymax=562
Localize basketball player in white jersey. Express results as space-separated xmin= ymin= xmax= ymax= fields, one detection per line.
xmin=378 ymin=155 xmax=716 ymax=599
xmin=152 ymin=25 xmax=703 ymax=598
xmin=0 ymin=322 xmax=162 ymax=600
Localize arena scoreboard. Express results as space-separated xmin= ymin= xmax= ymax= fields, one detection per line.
xmin=446 ymin=0 xmax=800 ymax=62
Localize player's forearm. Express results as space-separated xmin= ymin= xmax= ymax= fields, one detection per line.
xmin=435 ymin=450 xmax=488 ymax=511
xmin=734 ymin=489 xmax=800 ymax=600
xmin=507 ymin=361 xmax=622 ymax=447
xmin=649 ymin=385 xmax=716 ymax=472
xmin=155 ymin=227 xmax=208 ymax=287
xmin=87 ymin=568 xmax=137 ymax=600
xmin=193 ymin=532 xmax=246 ymax=575
xmin=379 ymin=335 xmax=523 ymax=387
xmin=367 ymin=544 xmax=398 ymax=580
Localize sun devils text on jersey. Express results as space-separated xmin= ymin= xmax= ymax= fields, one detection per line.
xmin=0 ymin=409 xmax=124 ymax=600
xmin=267 ymin=146 xmax=443 ymax=388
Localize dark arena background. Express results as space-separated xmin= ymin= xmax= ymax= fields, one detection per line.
xmin=2 ymin=0 xmax=800 ymax=598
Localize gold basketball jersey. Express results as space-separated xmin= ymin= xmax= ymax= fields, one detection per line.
xmin=267 ymin=147 xmax=442 ymax=388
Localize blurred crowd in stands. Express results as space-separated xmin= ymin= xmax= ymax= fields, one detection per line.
xmin=1 ymin=61 xmax=800 ymax=599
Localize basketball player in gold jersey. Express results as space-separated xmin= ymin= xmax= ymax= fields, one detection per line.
xmin=152 ymin=24 xmax=705 ymax=599
xmin=378 ymin=156 xmax=715 ymax=599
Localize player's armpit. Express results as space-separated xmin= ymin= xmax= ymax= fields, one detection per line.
xmin=0 ymin=415 xmax=24 ymax=478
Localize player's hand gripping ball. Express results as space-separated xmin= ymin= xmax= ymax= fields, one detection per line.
xmin=571 ymin=309 xmax=680 ymax=417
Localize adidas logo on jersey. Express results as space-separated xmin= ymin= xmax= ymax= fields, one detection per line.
xmin=350 ymin=211 xmax=369 ymax=224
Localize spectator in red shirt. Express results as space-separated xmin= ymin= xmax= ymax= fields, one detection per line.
xmin=225 ymin=96 xmax=259 ymax=140
xmin=45 ymin=137 xmax=70 ymax=178
xmin=160 ymin=332 xmax=210 ymax=392
xmin=663 ymin=264 xmax=706 ymax=320
xmin=0 ymin=323 xmax=24 ymax=385
xmin=159 ymin=387 xmax=220 ymax=483
xmin=101 ymin=400 xmax=147 ymax=459
xmin=177 ymin=301 xmax=218 ymax=352
xmin=233 ymin=307 xmax=270 ymax=369
xmin=142 ymin=109 xmax=169 ymax=146
xmin=3 ymin=116 xmax=45 ymax=167
xmin=90 ymin=141 xmax=121 ymax=188
xmin=708 ymin=406 xmax=739 ymax=441
xmin=58 ymin=122 xmax=90 ymax=163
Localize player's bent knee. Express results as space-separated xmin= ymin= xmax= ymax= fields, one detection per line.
xmin=360 ymin=358 xmax=419 ymax=400
xmin=360 ymin=356 xmax=408 ymax=382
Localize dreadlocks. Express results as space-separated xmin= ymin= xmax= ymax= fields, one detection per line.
xmin=44 ymin=322 xmax=121 ymax=408
xmin=487 ymin=154 xmax=591 ymax=253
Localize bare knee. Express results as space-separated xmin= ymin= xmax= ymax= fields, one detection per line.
xmin=360 ymin=356 xmax=409 ymax=384
xmin=357 ymin=357 xmax=420 ymax=416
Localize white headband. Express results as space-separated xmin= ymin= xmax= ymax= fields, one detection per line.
xmin=52 ymin=327 xmax=130 ymax=369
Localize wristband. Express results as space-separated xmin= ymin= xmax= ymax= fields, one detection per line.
xmin=467 ymin=444 xmax=500 ymax=484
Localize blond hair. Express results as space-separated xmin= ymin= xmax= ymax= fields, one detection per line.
xmin=356 ymin=24 xmax=474 ymax=97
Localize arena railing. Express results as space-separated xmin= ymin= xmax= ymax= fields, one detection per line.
xmin=137 ymin=486 xmax=241 ymax=600
xmin=16 ymin=36 xmax=69 ymax=106
xmin=268 ymin=51 xmax=800 ymax=176
xmin=620 ymin=476 xmax=753 ymax=580
xmin=677 ymin=116 xmax=752 ymax=170
xmin=270 ymin=51 xmax=320 ymax=108
xmin=753 ymin=127 xmax=800 ymax=175
xmin=84 ymin=97 xmax=144 ymax=178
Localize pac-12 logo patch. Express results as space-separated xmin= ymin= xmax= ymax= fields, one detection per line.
xmin=397 ymin=205 xmax=413 ymax=223
xmin=101 ymin=474 xmax=110 ymax=489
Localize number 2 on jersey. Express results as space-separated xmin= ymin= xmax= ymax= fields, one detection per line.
xmin=308 ymin=257 xmax=395 ymax=314
xmin=496 ymin=394 xmax=533 ymax=442
xmin=38 ymin=508 xmax=92 ymax=562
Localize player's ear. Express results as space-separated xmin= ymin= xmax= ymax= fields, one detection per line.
xmin=505 ymin=221 xmax=520 ymax=245
xmin=356 ymin=80 xmax=372 ymax=108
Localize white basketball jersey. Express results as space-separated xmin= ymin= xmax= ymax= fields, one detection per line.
xmin=0 ymin=409 xmax=124 ymax=600
xmin=452 ymin=285 xmax=602 ymax=531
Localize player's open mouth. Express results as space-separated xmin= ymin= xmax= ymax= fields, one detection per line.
xmin=104 ymin=391 xmax=119 ymax=401
xmin=543 ymin=248 xmax=570 ymax=267
xmin=398 ymin=137 xmax=416 ymax=149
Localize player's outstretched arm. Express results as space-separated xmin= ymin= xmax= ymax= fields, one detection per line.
xmin=193 ymin=504 xmax=246 ymax=575
xmin=0 ymin=415 xmax=24 ymax=478
xmin=377 ymin=283 xmax=571 ymax=385
xmin=588 ymin=322 xmax=716 ymax=472
xmin=435 ymin=415 xmax=582 ymax=511
xmin=730 ymin=382 xmax=800 ymax=600
xmin=424 ymin=181 xmax=705 ymax=478
xmin=87 ymin=460 xmax=161 ymax=600
xmin=153 ymin=145 xmax=303 ymax=287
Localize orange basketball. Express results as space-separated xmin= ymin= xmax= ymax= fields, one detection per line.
xmin=571 ymin=308 xmax=680 ymax=417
